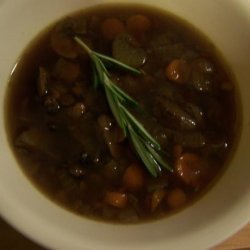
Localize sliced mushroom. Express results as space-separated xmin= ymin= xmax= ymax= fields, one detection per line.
xmin=189 ymin=58 xmax=215 ymax=92
xmin=53 ymin=58 xmax=80 ymax=84
xmin=192 ymin=58 xmax=215 ymax=74
xmin=150 ymin=189 xmax=166 ymax=212
xmin=190 ymin=70 xmax=213 ymax=92
xmin=173 ymin=131 xmax=206 ymax=148
xmin=153 ymin=127 xmax=206 ymax=149
xmin=97 ymin=114 xmax=126 ymax=158
xmin=37 ymin=67 xmax=49 ymax=97
xmin=44 ymin=95 xmax=60 ymax=114
xmin=69 ymin=113 xmax=106 ymax=161
xmin=14 ymin=128 xmax=61 ymax=160
xmin=184 ymin=103 xmax=203 ymax=124
xmin=156 ymin=97 xmax=197 ymax=130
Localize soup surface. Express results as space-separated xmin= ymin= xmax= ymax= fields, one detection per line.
xmin=5 ymin=4 xmax=239 ymax=223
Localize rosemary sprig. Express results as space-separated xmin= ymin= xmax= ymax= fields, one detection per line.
xmin=74 ymin=36 xmax=172 ymax=177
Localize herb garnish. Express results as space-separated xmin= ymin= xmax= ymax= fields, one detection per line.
xmin=74 ymin=36 xmax=172 ymax=177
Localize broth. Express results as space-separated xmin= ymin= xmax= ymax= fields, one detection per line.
xmin=5 ymin=4 xmax=240 ymax=223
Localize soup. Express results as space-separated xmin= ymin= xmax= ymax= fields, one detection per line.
xmin=5 ymin=4 xmax=239 ymax=223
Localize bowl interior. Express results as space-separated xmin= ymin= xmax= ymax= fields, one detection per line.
xmin=0 ymin=0 xmax=250 ymax=249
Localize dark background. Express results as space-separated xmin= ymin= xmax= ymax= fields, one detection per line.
xmin=0 ymin=217 xmax=45 ymax=250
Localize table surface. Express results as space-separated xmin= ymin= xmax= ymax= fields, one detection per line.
xmin=0 ymin=217 xmax=249 ymax=250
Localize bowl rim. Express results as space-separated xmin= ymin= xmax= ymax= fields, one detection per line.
xmin=0 ymin=0 xmax=250 ymax=249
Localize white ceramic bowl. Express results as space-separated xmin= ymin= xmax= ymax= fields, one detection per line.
xmin=0 ymin=0 xmax=250 ymax=249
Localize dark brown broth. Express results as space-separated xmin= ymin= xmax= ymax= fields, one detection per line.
xmin=5 ymin=4 xmax=240 ymax=223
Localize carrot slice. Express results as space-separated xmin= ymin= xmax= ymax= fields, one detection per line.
xmin=166 ymin=188 xmax=187 ymax=209
xmin=175 ymin=153 xmax=207 ymax=187
xmin=166 ymin=59 xmax=190 ymax=84
xmin=126 ymin=14 xmax=152 ymax=34
xmin=101 ymin=18 xmax=125 ymax=41
xmin=123 ymin=163 xmax=145 ymax=191
xmin=104 ymin=191 xmax=128 ymax=208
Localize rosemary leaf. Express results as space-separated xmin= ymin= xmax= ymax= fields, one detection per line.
xmin=129 ymin=127 xmax=158 ymax=177
xmin=144 ymin=142 xmax=172 ymax=171
xmin=92 ymin=62 xmax=100 ymax=89
xmin=74 ymin=36 xmax=92 ymax=55
xmin=109 ymin=82 xmax=138 ymax=107
xmin=94 ymin=52 xmax=141 ymax=75
xmin=104 ymin=85 xmax=124 ymax=129
xmin=74 ymin=36 xmax=173 ymax=177
xmin=119 ymin=105 xmax=161 ymax=150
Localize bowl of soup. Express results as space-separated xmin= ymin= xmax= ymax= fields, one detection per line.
xmin=0 ymin=0 xmax=249 ymax=249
